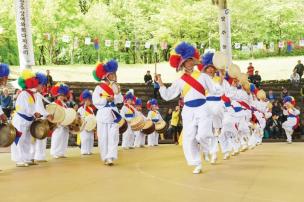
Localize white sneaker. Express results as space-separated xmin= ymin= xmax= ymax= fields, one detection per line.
xmin=241 ymin=145 xmax=248 ymax=152
xmin=53 ymin=155 xmax=60 ymax=159
xmin=107 ymin=159 xmax=114 ymax=166
xmin=192 ymin=165 xmax=202 ymax=174
xmin=223 ymin=152 xmax=230 ymax=160
xmin=210 ymin=154 xmax=217 ymax=165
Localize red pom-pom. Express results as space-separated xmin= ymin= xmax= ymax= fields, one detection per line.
xmin=25 ymin=78 xmax=39 ymax=89
xmin=96 ymin=63 xmax=106 ymax=79
xmin=197 ymin=64 xmax=204 ymax=71
xmin=253 ymin=88 xmax=259 ymax=95
xmin=50 ymin=86 xmax=59 ymax=97
xmin=194 ymin=49 xmax=200 ymax=60
xmin=146 ymin=101 xmax=151 ymax=110
xmin=169 ymin=55 xmax=181 ymax=68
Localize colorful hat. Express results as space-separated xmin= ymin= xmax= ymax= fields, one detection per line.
xmin=201 ymin=52 xmax=216 ymax=71
xmin=18 ymin=69 xmax=39 ymax=89
xmin=0 ymin=63 xmax=10 ymax=78
xmin=135 ymin=98 xmax=142 ymax=106
xmin=169 ymin=42 xmax=200 ymax=71
xmin=146 ymin=98 xmax=158 ymax=110
xmin=79 ymin=89 xmax=92 ymax=102
xmin=35 ymin=72 xmax=48 ymax=85
xmin=92 ymin=59 xmax=118 ymax=81
xmin=283 ymin=96 xmax=296 ymax=106
xmin=124 ymin=92 xmax=136 ymax=103
xmin=250 ymin=83 xmax=259 ymax=95
xmin=50 ymin=83 xmax=70 ymax=97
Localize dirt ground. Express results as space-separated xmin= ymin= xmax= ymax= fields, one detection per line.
xmin=0 ymin=143 xmax=304 ymax=202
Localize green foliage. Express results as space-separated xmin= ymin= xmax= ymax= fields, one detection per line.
xmin=0 ymin=0 xmax=304 ymax=66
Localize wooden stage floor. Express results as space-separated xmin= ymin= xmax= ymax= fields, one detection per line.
xmin=0 ymin=143 xmax=303 ymax=202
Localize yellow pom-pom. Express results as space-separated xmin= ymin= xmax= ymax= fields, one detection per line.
xmin=20 ymin=69 xmax=35 ymax=80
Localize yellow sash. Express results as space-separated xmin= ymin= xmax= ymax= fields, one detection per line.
xmin=181 ymin=70 xmax=201 ymax=97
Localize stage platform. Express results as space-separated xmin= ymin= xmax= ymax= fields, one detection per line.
xmin=0 ymin=143 xmax=303 ymax=202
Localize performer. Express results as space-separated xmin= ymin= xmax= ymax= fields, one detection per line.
xmin=282 ymin=96 xmax=300 ymax=144
xmin=120 ymin=92 xmax=136 ymax=149
xmin=78 ymin=89 xmax=95 ymax=155
xmin=50 ymin=83 xmax=70 ymax=158
xmin=92 ymin=60 xmax=123 ymax=166
xmin=30 ymin=72 xmax=52 ymax=162
xmin=133 ymin=98 xmax=146 ymax=147
xmin=147 ymin=99 xmax=163 ymax=147
xmin=200 ymin=52 xmax=225 ymax=164
xmin=11 ymin=70 xmax=40 ymax=167
xmin=156 ymin=42 xmax=221 ymax=174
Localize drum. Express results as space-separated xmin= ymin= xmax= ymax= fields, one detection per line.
xmin=130 ymin=116 xmax=145 ymax=131
xmin=141 ymin=120 xmax=155 ymax=135
xmin=84 ymin=115 xmax=97 ymax=132
xmin=46 ymin=104 xmax=65 ymax=123
xmin=30 ymin=119 xmax=50 ymax=140
xmin=69 ymin=114 xmax=83 ymax=135
xmin=0 ymin=123 xmax=16 ymax=147
xmin=118 ymin=119 xmax=128 ymax=135
xmin=61 ymin=108 xmax=77 ymax=126
xmin=111 ymin=82 xmax=120 ymax=95
xmin=155 ymin=120 xmax=167 ymax=134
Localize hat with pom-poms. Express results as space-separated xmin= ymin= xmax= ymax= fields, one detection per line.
xmin=146 ymin=98 xmax=158 ymax=110
xmin=201 ymin=52 xmax=216 ymax=72
xmin=18 ymin=69 xmax=39 ymax=90
xmin=35 ymin=72 xmax=48 ymax=85
xmin=0 ymin=63 xmax=10 ymax=78
xmin=124 ymin=91 xmax=136 ymax=103
xmin=135 ymin=98 xmax=142 ymax=106
xmin=169 ymin=42 xmax=200 ymax=71
xmin=79 ymin=89 xmax=92 ymax=102
xmin=50 ymin=83 xmax=70 ymax=97
xmin=283 ymin=96 xmax=296 ymax=106
xmin=92 ymin=59 xmax=118 ymax=81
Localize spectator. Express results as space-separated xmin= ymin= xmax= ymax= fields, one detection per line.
xmin=267 ymin=115 xmax=282 ymax=139
xmin=280 ymin=87 xmax=289 ymax=99
xmin=165 ymin=108 xmax=173 ymax=124
xmin=170 ymin=106 xmax=180 ymax=144
xmin=268 ymin=90 xmax=275 ymax=102
xmin=293 ymin=60 xmax=304 ymax=83
xmin=46 ymin=70 xmax=53 ymax=92
xmin=66 ymin=91 xmax=76 ymax=108
xmin=12 ymin=89 xmax=21 ymax=109
xmin=144 ymin=70 xmax=153 ymax=86
xmin=252 ymin=70 xmax=262 ymax=88
xmin=272 ymin=100 xmax=283 ymax=117
xmin=300 ymin=86 xmax=304 ymax=104
xmin=0 ymin=88 xmax=13 ymax=118
xmin=247 ymin=62 xmax=255 ymax=82
xmin=153 ymin=74 xmax=160 ymax=99
xmin=290 ymin=70 xmax=300 ymax=87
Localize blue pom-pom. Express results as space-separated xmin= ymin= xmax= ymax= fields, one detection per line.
xmin=175 ymin=42 xmax=195 ymax=60
xmin=135 ymin=98 xmax=142 ymax=106
xmin=58 ymin=84 xmax=70 ymax=96
xmin=35 ymin=72 xmax=48 ymax=85
xmin=150 ymin=98 xmax=158 ymax=106
xmin=0 ymin=63 xmax=10 ymax=77
xmin=81 ymin=89 xmax=92 ymax=100
xmin=283 ymin=96 xmax=292 ymax=104
xmin=125 ymin=92 xmax=134 ymax=100
xmin=250 ymin=83 xmax=255 ymax=93
xmin=104 ymin=59 xmax=118 ymax=73
xmin=202 ymin=52 xmax=214 ymax=67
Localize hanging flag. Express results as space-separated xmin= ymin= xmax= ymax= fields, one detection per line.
xmin=85 ymin=37 xmax=91 ymax=45
xmin=257 ymin=42 xmax=264 ymax=49
xmin=234 ymin=43 xmax=241 ymax=49
xmin=145 ymin=42 xmax=151 ymax=49
xmin=62 ymin=35 xmax=70 ymax=43
xmin=94 ymin=38 xmax=99 ymax=50
xmin=73 ymin=37 xmax=79 ymax=49
xmin=15 ymin=0 xmax=35 ymax=68
xmin=269 ymin=42 xmax=275 ymax=52
xmin=125 ymin=40 xmax=131 ymax=48
xmin=44 ymin=33 xmax=51 ymax=41
xmin=114 ymin=40 xmax=119 ymax=51
xmin=105 ymin=40 xmax=111 ymax=47
xmin=153 ymin=43 xmax=158 ymax=53
xmin=241 ymin=45 xmax=249 ymax=52
xmin=299 ymin=39 xmax=304 ymax=47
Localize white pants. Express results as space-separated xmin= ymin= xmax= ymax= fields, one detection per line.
xmin=30 ymin=138 xmax=47 ymax=161
xmin=97 ymin=122 xmax=119 ymax=161
xmin=219 ymin=131 xmax=233 ymax=154
xmin=50 ymin=126 xmax=69 ymax=157
xmin=147 ymin=132 xmax=159 ymax=146
xmin=283 ymin=117 xmax=297 ymax=142
xmin=122 ymin=125 xmax=135 ymax=148
xmin=134 ymin=131 xmax=145 ymax=147
xmin=11 ymin=125 xmax=32 ymax=163
xmin=80 ymin=130 xmax=94 ymax=154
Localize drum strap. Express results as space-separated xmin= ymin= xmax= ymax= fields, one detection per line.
xmin=181 ymin=71 xmax=205 ymax=97
xmin=25 ymin=90 xmax=35 ymax=103
xmin=100 ymin=83 xmax=114 ymax=97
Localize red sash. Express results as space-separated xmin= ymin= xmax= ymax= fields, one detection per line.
xmin=55 ymin=99 xmax=66 ymax=108
xmin=125 ymin=103 xmax=135 ymax=113
xmin=100 ymin=83 xmax=114 ymax=97
xmin=237 ymin=101 xmax=251 ymax=110
xmin=85 ymin=106 xmax=94 ymax=114
xmin=181 ymin=73 xmax=205 ymax=96
xmin=25 ymin=90 xmax=35 ymax=102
